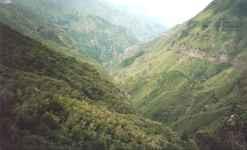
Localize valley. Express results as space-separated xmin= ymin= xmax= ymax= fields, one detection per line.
xmin=1 ymin=0 xmax=247 ymax=150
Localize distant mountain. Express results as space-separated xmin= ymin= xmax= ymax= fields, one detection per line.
xmin=91 ymin=3 xmax=166 ymax=42
xmin=0 ymin=23 xmax=188 ymax=150
xmin=115 ymin=0 xmax=247 ymax=149
xmin=50 ymin=0 xmax=166 ymax=41
xmin=0 ymin=0 xmax=165 ymax=68
xmin=0 ymin=0 xmax=138 ymax=67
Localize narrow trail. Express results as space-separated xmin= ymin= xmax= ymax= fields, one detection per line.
xmin=176 ymin=49 xmax=229 ymax=64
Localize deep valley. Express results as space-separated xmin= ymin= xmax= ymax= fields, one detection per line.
xmin=1 ymin=0 xmax=247 ymax=150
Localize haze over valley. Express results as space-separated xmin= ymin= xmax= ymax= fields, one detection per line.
xmin=1 ymin=0 xmax=247 ymax=150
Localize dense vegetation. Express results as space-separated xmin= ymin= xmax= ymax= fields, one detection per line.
xmin=115 ymin=0 xmax=247 ymax=149
xmin=0 ymin=23 xmax=190 ymax=150
xmin=2 ymin=0 xmax=247 ymax=149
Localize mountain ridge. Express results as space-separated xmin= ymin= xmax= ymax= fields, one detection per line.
xmin=0 ymin=0 xmax=139 ymax=68
xmin=115 ymin=0 xmax=247 ymax=149
xmin=0 ymin=22 xmax=189 ymax=150
xmin=1 ymin=0 xmax=247 ymax=149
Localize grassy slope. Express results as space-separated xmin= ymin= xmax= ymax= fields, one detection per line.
xmin=164 ymin=0 xmax=247 ymax=57
xmin=0 ymin=23 xmax=190 ymax=150
xmin=115 ymin=0 xmax=247 ymax=143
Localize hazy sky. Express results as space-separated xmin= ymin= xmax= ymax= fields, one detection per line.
xmin=108 ymin=0 xmax=214 ymax=27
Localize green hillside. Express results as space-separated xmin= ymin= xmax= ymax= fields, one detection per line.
xmin=0 ymin=23 xmax=191 ymax=150
xmin=0 ymin=0 xmax=138 ymax=67
xmin=164 ymin=0 xmax=247 ymax=57
xmin=115 ymin=0 xmax=247 ymax=149
xmin=2 ymin=0 xmax=247 ymax=149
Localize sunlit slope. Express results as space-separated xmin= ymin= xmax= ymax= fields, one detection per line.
xmin=115 ymin=0 xmax=247 ymax=140
xmin=0 ymin=23 xmax=192 ymax=150
xmin=164 ymin=0 xmax=247 ymax=57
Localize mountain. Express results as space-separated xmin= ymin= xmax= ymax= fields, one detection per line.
xmin=0 ymin=0 xmax=165 ymax=68
xmin=0 ymin=23 xmax=190 ymax=150
xmin=164 ymin=0 xmax=247 ymax=58
xmin=2 ymin=0 xmax=246 ymax=149
xmin=50 ymin=0 xmax=166 ymax=41
xmin=0 ymin=0 xmax=138 ymax=67
xmin=115 ymin=0 xmax=247 ymax=149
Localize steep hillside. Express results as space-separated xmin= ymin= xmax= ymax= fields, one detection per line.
xmin=0 ymin=0 xmax=138 ymax=67
xmin=164 ymin=0 xmax=247 ymax=58
xmin=115 ymin=0 xmax=247 ymax=149
xmin=0 ymin=23 xmax=191 ymax=150
xmin=0 ymin=22 xmax=131 ymax=113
